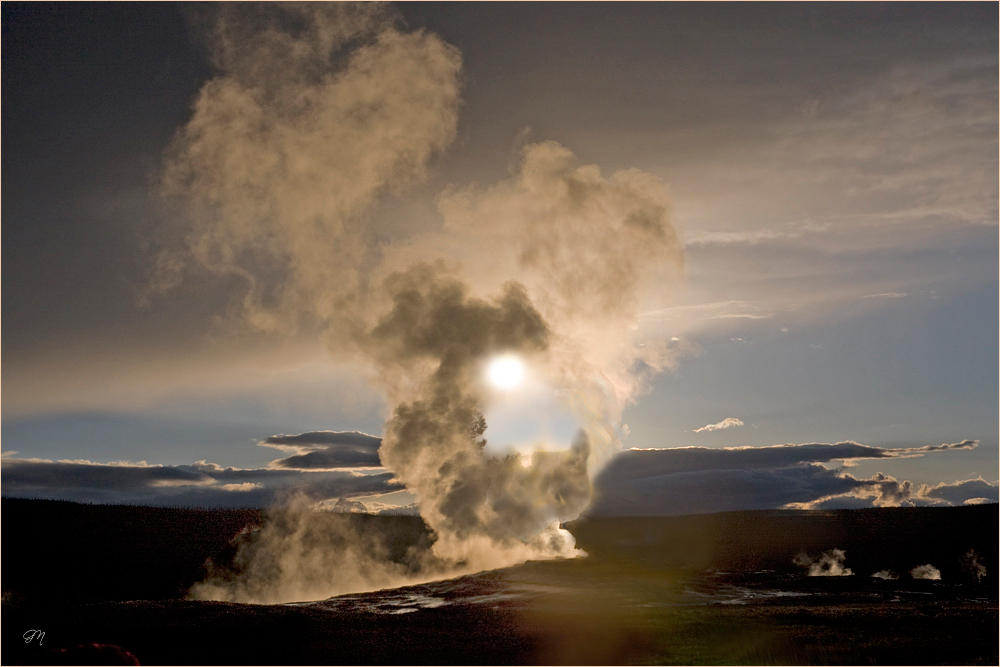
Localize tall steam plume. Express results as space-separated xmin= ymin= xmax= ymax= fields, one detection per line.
xmin=165 ymin=4 xmax=682 ymax=602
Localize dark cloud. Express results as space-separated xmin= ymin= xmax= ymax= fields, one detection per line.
xmin=260 ymin=430 xmax=382 ymax=451
xmin=1 ymin=457 xmax=400 ymax=508
xmin=259 ymin=430 xmax=383 ymax=469
xmin=802 ymin=472 xmax=914 ymax=510
xmin=0 ymin=459 xmax=213 ymax=490
xmin=590 ymin=463 xmax=860 ymax=516
xmin=810 ymin=495 xmax=882 ymax=510
xmin=909 ymin=440 xmax=980 ymax=454
xmin=595 ymin=441 xmax=976 ymax=486
xmin=863 ymin=472 xmax=911 ymax=505
xmin=588 ymin=441 xmax=989 ymax=516
xmin=916 ymin=477 xmax=999 ymax=505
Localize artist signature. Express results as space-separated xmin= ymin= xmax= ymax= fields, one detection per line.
xmin=23 ymin=629 xmax=45 ymax=646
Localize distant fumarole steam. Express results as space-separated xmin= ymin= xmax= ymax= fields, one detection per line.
xmin=794 ymin=549 xmax=854 ymax=577
xmin=910 ymin=564 xmax=941 ymax=580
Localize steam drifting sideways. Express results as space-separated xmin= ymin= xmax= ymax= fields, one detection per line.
xmin=157 ymin=4 xmax=683 ymax=601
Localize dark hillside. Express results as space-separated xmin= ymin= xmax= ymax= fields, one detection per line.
xmin=2 ymin=501 xmax=997 ymax=665
xmin=567 ymin=505 xmax=998 ymax=580
xmin=2 ymin=499 xmax=263 ymax=603
xmin=4 ymin=500 xmax=996 ymax=607
xmin=2 ymin=499 xmax=436 ymax=604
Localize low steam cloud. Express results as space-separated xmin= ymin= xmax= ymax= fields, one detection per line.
xmin=159 ymin=4 xmax=682 ymax=602
xmin=190 ymin=495 xmax=433 ymax=604
xmin=794 ymin=549 xmax=854 ymax=577
xmin=910 ymin=564 xmax=942 ymax=580
xmin=962 ymin=550 xmax=987 ymax=581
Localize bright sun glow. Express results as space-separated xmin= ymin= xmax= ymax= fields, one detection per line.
xmin=486 ymin=355 xmax=525 ymax=390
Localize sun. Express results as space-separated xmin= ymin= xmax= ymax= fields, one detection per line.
xmin=486 ymin=355 xmax=525 ymax=391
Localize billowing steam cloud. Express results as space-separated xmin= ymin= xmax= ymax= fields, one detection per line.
xmin=161 ymin=4 xmax=682 ymax=602
xmin=364 ymin=142 xmax=683 ymax=569
xmin=432 ymin=139 xmax=684 ymax=407
xmin=155 ymin=3 xmax=462 ymax=335
xmin=363 ymin=267 xmax=590 ymax=566
xmin=191 ymin=495 xmax=426 ymax=604
xmin=910 ymin=564 xmax=941 ymax=580
xmin=794 ymin=549 xmax=854 ymax=577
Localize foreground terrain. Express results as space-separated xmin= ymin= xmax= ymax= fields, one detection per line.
xmin=3 ymin=500 xmax=997 ymax=665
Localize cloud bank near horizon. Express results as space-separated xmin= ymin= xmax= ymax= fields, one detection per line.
xmin=4 ymin=439 xmax=993 ymax=515
xmin=588 ymin=440 xmax=993 ymax=516
xmin=0 ymin=455 xmax=401 ymax=509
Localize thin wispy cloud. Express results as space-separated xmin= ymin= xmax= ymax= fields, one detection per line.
xmin=693 ymin=417 xmax=745 ymax=433
xmin=683 ymin=222 xmax=829 ymax=247
xmin=771 ymin=59 xmax=998 ymax=230
xmin=640 ymin=301 xmax=773 ymax=323
xmin=862 ymin=292 xmax=908 ymax=299
xmin=713 ymin=314 xmax=773 ymax=320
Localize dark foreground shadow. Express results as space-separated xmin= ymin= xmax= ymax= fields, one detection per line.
xmin=5 ymin=559 xmax=998 ymax=665
xmin=3 ymin=501 xmax=997 ymax=665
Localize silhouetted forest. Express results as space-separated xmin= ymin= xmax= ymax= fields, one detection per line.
xmin=1 ymin=499 xmax=433 ymax=604
xmin=568 ymin=505 xmax=998 ymax=580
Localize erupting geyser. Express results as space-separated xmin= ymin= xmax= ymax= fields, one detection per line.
xmin=163 ymin=3 xmax=683 ymax=604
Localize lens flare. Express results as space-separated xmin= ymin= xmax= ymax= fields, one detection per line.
xmin=487 ymin=355 xmax=525 ymax=390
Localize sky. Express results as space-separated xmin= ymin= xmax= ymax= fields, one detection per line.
xmin=3 ymin=2 xmax=998 ymax=521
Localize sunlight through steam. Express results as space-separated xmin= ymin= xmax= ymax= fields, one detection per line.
xmin=487 ymin=355 xmax=526 ymax=391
